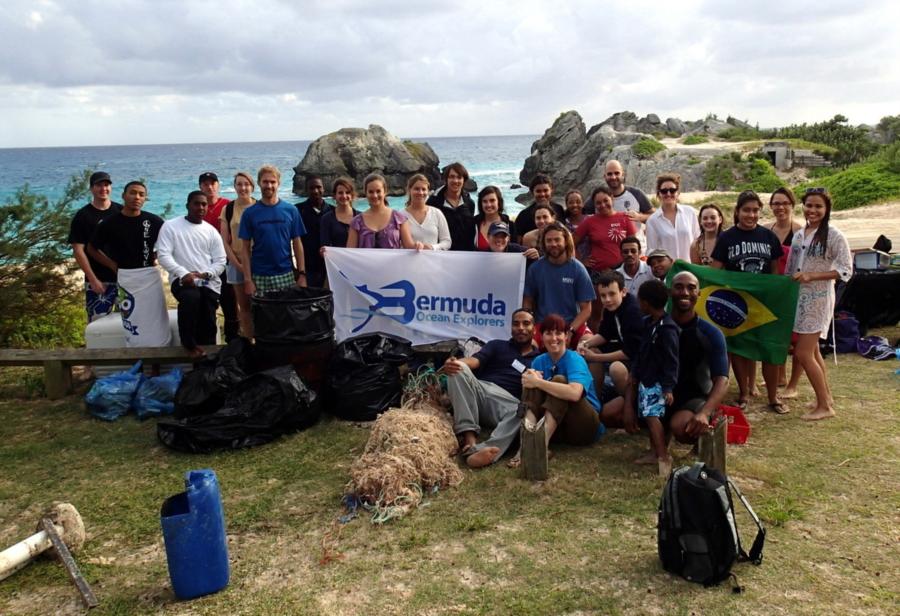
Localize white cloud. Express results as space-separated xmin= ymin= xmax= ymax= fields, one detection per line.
xmin=0 ymin=0 xmax=898 ymax=146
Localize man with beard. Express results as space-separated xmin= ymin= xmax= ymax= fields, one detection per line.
xmin=601 ymin=161 xmax=654 ymax=233
xmin=599 ymin=271 xmax=729 ymax=447
xmin=199 ymin=171 xmax=238 ymax=341
xmin=238 ymin=165 xmax=307 ymax=295
xmin=157 ymin=191 xmax=227 ymax=358
xmin=523 ymin=222 xmax=594 ymax=348
xmin=427 ymin=162 xmax=476 ymax=251
xmin=295 ymin=175 xmax=333 ymax=287
xmin=69 ymin=171 xmax=123 ymax=320
xmin=444 ymin=308 xmax=540 ymax=468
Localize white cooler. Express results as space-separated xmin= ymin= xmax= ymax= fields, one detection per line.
xmin=85 ymin=309 xmax=220 ymax=375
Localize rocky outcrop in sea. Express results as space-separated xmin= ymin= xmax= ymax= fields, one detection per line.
xmin=292 ymin=125 xmax=441 ymax=196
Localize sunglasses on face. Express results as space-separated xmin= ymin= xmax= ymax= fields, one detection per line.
xmin=658 ymin=188 xmax=678 ymax=195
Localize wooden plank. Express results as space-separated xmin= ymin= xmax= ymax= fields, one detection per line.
xmin=43 ymin=360 xmax=72 ymax=400
xmin=698 ymin=418 xmax=727 ymax=474
xmin=520 ymin=417 xmax=548 ymax=481
xmin=0 ymin=345 xmax=226 ymax=367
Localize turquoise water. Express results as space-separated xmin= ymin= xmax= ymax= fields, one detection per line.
xmin=0 ymin=134 xmax=537 ymax=217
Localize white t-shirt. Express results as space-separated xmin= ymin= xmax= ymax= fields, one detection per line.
xmin=616 ymin=260 xmax=655 ymax=295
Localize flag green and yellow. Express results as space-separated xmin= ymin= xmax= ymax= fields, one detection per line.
xmin=667 ymin=261 xmax=800 ymax=364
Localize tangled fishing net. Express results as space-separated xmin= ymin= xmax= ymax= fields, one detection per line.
xmin=346 ymin=366 xmax=463 ymax=523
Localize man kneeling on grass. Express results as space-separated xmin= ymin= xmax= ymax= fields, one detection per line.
xmin=444 ymin=308 xmax=539 ymax=468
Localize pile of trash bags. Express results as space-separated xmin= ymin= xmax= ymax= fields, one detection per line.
xmin=85 ymin=362 xmax=182 ymax=421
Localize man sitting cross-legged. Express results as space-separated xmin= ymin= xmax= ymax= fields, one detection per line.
xmin=443 ymin=308 xmax=540 ymax=468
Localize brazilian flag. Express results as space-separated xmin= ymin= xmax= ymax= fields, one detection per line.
xmin=667 ymin=261 xmax=799 ymax=364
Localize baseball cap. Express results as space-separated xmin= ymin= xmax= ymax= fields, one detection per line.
xmin=647 ymin=248 xmax=673 ymax=261
xmin=198 ymin=171 xmax=219 ymax=184
xmin=488 ymin=222 xmax=510 ymax=237
xmin=89 ymin=171 xmax=111 ymax=186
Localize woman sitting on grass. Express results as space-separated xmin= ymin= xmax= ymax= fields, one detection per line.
xmin=510 ymin=313 xmax=603 ymax=468
xmin=784 ymin=188 xmax=852 ymax=421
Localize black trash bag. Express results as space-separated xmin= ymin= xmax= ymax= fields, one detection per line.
xmin=158 ymin=365 xmax=320 ymax=453
xmin=252 ymin=287 xmax=334 ymax=346
xmin=327 ymin=333 xmax=414 ymax=421
xmin=173 ymin=337 xmax=255 ymax=418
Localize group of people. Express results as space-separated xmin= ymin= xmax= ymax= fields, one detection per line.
xmin=69 ymin=158 xmax=853 ymax=471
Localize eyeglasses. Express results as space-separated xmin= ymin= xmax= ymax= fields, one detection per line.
xmin=658 ymin=188 xmax=678 ymax=195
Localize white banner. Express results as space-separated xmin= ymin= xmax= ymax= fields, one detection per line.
xmin=324 ymin=248 xmax=526 ymax=345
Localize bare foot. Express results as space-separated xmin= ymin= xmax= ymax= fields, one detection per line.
xmin=466 ymin=447 xmax=500 ymax=468
xmin=658 ymin=457 xmax=673 ymax=477
xmin=633 ymin=451 xmax=658 ymax=465
xmin=802 ymin=407 xmax=836 ymax=421
xmin=781 ymin=388 xmax=799 ymax=399
xmin=506 ymin=455 xmax=521 ymax=469
xmin=806 ymin=399 xmax=834 ymax=410
xmin=750 ymin=386 xmax=761 ymax=397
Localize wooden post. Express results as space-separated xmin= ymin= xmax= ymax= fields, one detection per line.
xmin=698 ymin=418 xmax=727 ymax=474
xmin=520 ymin=417 xmax=548 ymax=481
xmin=43 ymin=361 xmax=71 ymax=400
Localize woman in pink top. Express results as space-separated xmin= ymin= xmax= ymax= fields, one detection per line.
xmin=347 ymin=174 xmax=416 ymax=249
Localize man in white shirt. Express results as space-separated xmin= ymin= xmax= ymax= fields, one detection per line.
xmin=156 ymin=190 xmax=227 ymax=357
xmin=615 ymin=236 xmax=654 ymax=295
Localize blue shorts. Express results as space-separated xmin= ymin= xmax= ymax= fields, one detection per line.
xmin=226 ymin=262 xmax=245 ymax=284
xmin=85 ymin=282 xmax=118 ymax=322
xmin=638 ymin=382 xmax=666 ymax=419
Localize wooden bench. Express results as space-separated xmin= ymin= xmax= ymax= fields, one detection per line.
xmin=0 ymin=346 xmax=225 ymax=400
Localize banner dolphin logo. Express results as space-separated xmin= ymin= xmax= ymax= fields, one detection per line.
xmin=349 ymin=280 xmax=416 ymax=332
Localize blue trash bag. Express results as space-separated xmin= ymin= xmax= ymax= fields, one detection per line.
xmin=134 ymin=368 xmax=183 ymax=420
xmin=85 ymin=362 xmax=144 ymax=421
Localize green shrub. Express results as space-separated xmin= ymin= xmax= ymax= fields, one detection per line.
xmin=682 ymin=135 xmax=708 ymax=145
xmin=632 ymin=138 xmax=666 ymax=160
xmin=796 ymin=158 xmax=900 ymax=210
xmin=5 ymin=291 xmax=86 ymax=348
xmin=704 ymin=154 xmax=784 ymax=192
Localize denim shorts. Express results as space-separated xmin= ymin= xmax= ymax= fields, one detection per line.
xmin=226 ymin=262 xmax=244 ymax=284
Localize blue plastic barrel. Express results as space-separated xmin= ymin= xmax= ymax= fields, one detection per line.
xmin=160 ymin=469 xmax=230 ymax=600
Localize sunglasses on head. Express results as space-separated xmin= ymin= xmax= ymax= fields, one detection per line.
xmin=658 ymin=187 xmax=678 ymax=195
xmin=804 ymin=187 xmax=827 ymax=196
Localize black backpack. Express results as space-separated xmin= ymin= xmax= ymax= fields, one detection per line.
xmin=658 ymin=463 xmax=765 ymax=589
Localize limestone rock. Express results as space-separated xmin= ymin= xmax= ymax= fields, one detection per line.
xmin=292 ymin=125 xmax=441 ymax=196
xmin=666 ymin=117 xmax=687 ymax=135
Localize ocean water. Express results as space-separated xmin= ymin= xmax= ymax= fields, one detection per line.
xmin=0 ymin=134 xmax=538 ymax=217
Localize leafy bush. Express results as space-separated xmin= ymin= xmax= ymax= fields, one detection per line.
xmin=0 ymin=171 xmax=90 ymax=348
xmin=632 ymin=138 xmax=666 ymax=160
xmin=796 ymin=158 xmax=900 ymax=210
xmin=704 ymin=154 xmax=784 ymax=192
xmin=682 ymin=135 xmax=708 ymax=145
xmin=718 ymin=126 xmax=773 ymax=141
xmin=776 ymin=114 xmax=877 ymax=166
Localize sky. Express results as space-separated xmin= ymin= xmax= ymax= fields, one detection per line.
xmin=1 ymin=0 xmax=898 ymax=148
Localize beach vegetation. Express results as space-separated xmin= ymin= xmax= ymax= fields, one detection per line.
xmin=0 ymin=171 xmax=90 ymax=348
xmin=681 ymin=135 xmax=708 ymax=145
xmin=875 ymin=114 xmax=900 ymax=143
xmin=704 ymin=153 xmax=783 ymax=192
xmin=632 ymin=138 xmax=666 ymax=160
xmin=795 ymin=149 xmax=900 ymax=210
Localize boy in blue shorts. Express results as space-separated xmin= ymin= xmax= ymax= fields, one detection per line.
xmin=631 ymin=279 xmax=680 ymax=477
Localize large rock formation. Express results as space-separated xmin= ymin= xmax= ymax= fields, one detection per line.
xmin=519 ymin=111 xmax=728 ymax=199
xmin=292 ymin=125 xmax=441 ymax=196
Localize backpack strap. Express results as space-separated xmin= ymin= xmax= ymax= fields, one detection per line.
xmin=728 ymin=478 xmax=766 ymax=565
xmin=225 ymin=200 xmax=235 ymax=224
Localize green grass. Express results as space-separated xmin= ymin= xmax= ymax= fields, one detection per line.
xmin=1 ymin=329 xmax=899 ymax=615
xmin=682 ymin=135 xmax=708 ymax=145
xmin=632 ymin=138 xmax=667 ymax=160
xmin=704 ymin=153 xmax=784 ymax=192
xmin=797 ymin=158 xmax=900 ymax=210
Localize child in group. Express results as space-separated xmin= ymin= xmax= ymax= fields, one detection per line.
xmin=631 ymin=279 xmax=680 ymax=477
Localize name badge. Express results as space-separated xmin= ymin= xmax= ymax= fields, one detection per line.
xmin=511 ymin=359 xmax=526 ymax=374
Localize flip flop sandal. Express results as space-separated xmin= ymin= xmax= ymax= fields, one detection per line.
xmin=767 ymin=402 xmax=789 ymax=415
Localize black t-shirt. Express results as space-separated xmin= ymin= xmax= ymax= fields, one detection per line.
xmin=295 ymin=199 xmax=334 ymax=287
xmin=90 ymin=211 xmax=164 ymax=270
xmin=672 ymin=316 xmax=729 ymax=404
xmin=710 ymin=225 xmax=783 ymax=273
xmin=513 ymin=201 xmax=565 ymax=239
xmin=472 ymin=339 xmax=539 ymax=398
xmin=68 ymin=202 xmax=123 ymax=282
